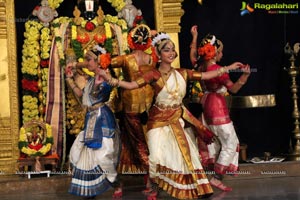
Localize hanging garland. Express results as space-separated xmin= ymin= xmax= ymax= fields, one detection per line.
xmin=52 ymin=17 xmax=71 ymax=66
xmin=107 ymin=0 xmax=126 ymax=12
xmin=48 ymin=0 xmax=64 ymax=10
xmin=21 ymin=20 xmax=43 ymax=124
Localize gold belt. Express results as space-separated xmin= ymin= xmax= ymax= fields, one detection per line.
xmin=154 ymin=103 xmax=182 ymax=110
xmin=87 ymin=102 xmax=105 ymax=112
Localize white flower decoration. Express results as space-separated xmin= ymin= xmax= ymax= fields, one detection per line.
xmin=210 ymin=35 xmax=216 ymax=45
xmin=151 ymin=32 xmax=171 ymax=47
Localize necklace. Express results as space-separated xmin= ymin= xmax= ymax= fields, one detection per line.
xmin=159 ymin=68 xmax=180 ymax=100
xmin=158 ymin=67 xmax=172 ymax=76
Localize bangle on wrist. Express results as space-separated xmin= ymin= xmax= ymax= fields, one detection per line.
xmin=217 ymin=66 xmax=229 ymax=76
xmin=108 ymin=78 xmax=119 ymax=87
xmin=189 ymin=42 xmax=197 ymax=49
xmin=237 ymin=80 xmax=246 ymax=85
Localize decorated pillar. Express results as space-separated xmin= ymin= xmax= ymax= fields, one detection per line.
xmin=154 ymin=0 xmax=184 ymax=68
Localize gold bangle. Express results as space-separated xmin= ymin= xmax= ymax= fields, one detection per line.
xmin=108 ymin=78 xmax=119 ymax=87
xmin=217 ymin=67 xmax=229 ymax=76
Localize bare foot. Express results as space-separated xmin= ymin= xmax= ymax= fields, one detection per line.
xmin=142 ymin=175 xmax=153 ymax=195
xmin=112 ymin=186 xmax=122 ymax=199
xmin=209 ymin=177 xmax=232 ymax=192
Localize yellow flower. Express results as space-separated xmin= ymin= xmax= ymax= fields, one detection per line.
xmin=71 ymin=25 xmax=77 ymax=40
xmin=104 ymin=22 xmax=112 ymax=38
xmin=82 ymin=68 xmax=95 ymax=77
xmin=48 ymin=0 xmax=64 ymax=10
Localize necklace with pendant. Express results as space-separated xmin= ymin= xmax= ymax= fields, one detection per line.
xmin=160 ymin=68 xmax=180 ymax=100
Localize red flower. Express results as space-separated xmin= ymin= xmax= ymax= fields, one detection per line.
xmin=40 ymin=59 xmax=49 ymax=68
xmin=77 ymin=33 xmax=90 ymax=43
xmin=98 ymin=53 xmax=111 ymax=70
xmin=21 ymin=78 xmax=39 ymax=92
xmin=85 ymin=21 xmax=96 ymax=32
xmin=198 ymin=43 xmax=216 ymax=61
xmin=94 ymin=34 xmax=106 ymax=44
xmin=127 ymin=33 xmax=151 ymax=51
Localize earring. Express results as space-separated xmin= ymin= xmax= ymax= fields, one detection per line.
xmin=158 ymin=57 xmax=161 ymax=63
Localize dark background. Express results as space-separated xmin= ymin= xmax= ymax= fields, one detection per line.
xmin=15 ymin=0 xmax=300 ymax=159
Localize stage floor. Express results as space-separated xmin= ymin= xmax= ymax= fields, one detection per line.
xmin=1 ymin=161 xmax=300 ymax=200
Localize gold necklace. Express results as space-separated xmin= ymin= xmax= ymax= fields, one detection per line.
xmin=159 ymin=69 xmax=180 ymax=100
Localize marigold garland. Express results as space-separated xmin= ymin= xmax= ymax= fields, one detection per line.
xmin=21 ymin=20 xmax=44 ymax=123
xmin=107 ymin=0 xmax=126 ymax=12
xmin=48 ymin=0 xmax=64 ymax=10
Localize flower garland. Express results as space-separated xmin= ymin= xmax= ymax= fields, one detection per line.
xmin=40 ymin=27 xmax=51 ymax=115
xmin=48 ymin=0 xmax=64 ymax=10
xmin=21 ymin=20 xmax=43 ymax=123
xmin=107 ymin=0 xmax=126 ymax=12
xmin=52 ymin=17 xmax=71 ymax=66
xmin=40 ymin=27 xmax=51 ymax=60
xmin=104 ymin=14 xmax=129 ymax=54
xmin=18 ymin=121 xmax=53 ymax=157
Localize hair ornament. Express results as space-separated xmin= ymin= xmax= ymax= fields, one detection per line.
xmin=128 ymin=24 xmax=152 ymax=51
xmin=151 ymin=32 xmax=170 ymax=47
xmin=200 ymin=34 xmax=217 ymax=47
xmin=90 ymin=45 xmax=111 ymax=69
xmin=210 ymin=35 xmax=216 ymax=45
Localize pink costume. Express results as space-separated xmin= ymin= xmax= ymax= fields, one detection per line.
xmin=201 ymin=64 xmax=239 ymax=175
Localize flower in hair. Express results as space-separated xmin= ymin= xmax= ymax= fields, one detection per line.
xmin=151 ymin=32 xmax=170 ymax=47
xmin=127 ymin=24 xmax=152 ymax=51
xmin=198 ymin=43 xmax=216 ymax=61
xmin=99 ymin=53 xmax=111 ymax=69
xmin=93 ymin=45 xmax=111 ymax=69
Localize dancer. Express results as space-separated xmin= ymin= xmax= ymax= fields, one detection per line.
xmin=110 ymin=23 xmax=157 ymax=193
xmin=192 ymin=31 xmax=251 ymax=192
xmin=98 ymin=32 xmax=246 ymax=199
xmin=66 ymin=46 xmax=122 ymax=199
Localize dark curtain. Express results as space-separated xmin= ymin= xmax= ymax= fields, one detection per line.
xmin=179 ymin=0 xmax=300 ymax=157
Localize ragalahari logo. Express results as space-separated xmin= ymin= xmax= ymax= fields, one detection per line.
xmin=240 ymin=2 xmax=254 ymax=16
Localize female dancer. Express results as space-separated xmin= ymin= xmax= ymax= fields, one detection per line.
xmin=98 ymin=32 xmax=246 ymax=199
xmin=66 ymin=46 xmax=122 ymax=199
xmin=191 ymin=29 xmax=251 ymax=191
